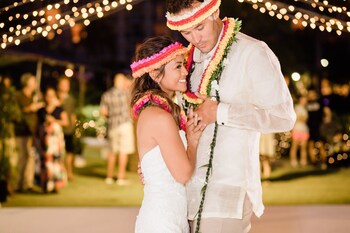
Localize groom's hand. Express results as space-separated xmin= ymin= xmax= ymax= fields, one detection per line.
xmin=137 ymin=163 xmax=144 ymax=185
xmin=194 ymin=92 xmax=218 ymax=125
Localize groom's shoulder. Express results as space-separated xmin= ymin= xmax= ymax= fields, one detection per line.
xmin=235 ymin=32 xmax=264 ymax=48
xmin=230 ymin=32 xmax=272 ymax=57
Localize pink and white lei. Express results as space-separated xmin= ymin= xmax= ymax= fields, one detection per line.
xmin=166 ymin=0 xmax=221 ymax=31
xmin=130 ymin=42 xmax=187 ymax=78
xmin=133 ymin=92 xmax=187 ymax=131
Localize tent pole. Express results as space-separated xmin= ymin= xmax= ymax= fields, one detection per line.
xmin=35 ymin=59 xmax=43 ymax=102
xmin=78 ymin=65 xmax=86 ymax=110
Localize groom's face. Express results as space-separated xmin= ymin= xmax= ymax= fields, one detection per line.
xmin=177 ymin=2 xmax=221 ymax=53
xmin=180 ymin=16 xmax=221 ymax=53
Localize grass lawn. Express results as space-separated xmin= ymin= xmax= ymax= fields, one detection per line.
xmin=3 ymin=154 xmax=350 ymax=207
xmin=3 ymin=153 xmax=144 ymax=207
xmin=262 ymin=165 xmax=350 ymax=205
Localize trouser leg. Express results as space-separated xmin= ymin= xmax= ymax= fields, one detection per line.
xmin=190 ymin=195 xmax=253 ymax=233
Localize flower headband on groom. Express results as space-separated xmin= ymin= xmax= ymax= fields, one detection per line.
xmin=130 ymin=42 xmax=188 ymax=79
xmin=166 ymin=0 xmax=221 ymax=31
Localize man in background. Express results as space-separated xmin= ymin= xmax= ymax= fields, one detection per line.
xmin=15 ymin=73 xmax=44 ymax=192
xmin=57 ymin=76 xmax=77 ymax=181
xmin=100 ymin=73 xmax=135 ymax=185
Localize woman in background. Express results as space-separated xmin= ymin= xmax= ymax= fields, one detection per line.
xmin=37 ymin=87 xmax=68 ymax=192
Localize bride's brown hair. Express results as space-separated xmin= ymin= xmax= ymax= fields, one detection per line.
xmin=130 ymin=36 xmax=183 ymax=128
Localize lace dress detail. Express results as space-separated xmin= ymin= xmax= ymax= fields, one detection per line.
xmin=135 ymin=131 xmax=189 ymax=233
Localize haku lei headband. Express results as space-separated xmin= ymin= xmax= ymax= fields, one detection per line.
xmin=166 ymin=0 xmax=221 ymax=31
xmin=130 ymin=42 xmax=188 ymax=78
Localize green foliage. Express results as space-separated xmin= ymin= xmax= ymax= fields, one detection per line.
xmin=0 ymin=86 xmax=21 ymax=139
xmin=0 ymin=85 xmax=21 ymax=180
xmin=75 ymin=105 xmax=106 ymax=138
xmin=0 ymin=142 xmax=10 ymax=180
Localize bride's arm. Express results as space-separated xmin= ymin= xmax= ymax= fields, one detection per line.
xmin=139 ymin=107 xmax=203 ymax=184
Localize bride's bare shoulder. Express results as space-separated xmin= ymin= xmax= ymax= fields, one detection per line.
xmin=139 ymin=106 xmax=173 ymax=122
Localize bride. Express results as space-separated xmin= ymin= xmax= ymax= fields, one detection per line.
xmin=130 ymin=36 xmax=206 ymax=233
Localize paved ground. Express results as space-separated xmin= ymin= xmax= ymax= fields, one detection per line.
xmin=1 ymin=205 xmax=349 ymax=233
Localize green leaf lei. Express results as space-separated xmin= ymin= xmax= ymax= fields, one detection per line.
xmin=182 ymin=18 xmax=241 ymax=233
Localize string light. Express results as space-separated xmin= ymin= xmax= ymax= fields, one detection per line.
xmin=1 ymin=0 xmax=143 ymax=49
xmin=298 ymin=0 xmax=350 ymax=18
xmin=0 ymin=0 xmax=36 ymax=13
xmin=0 ymin=1 xmax=66 ymax=29
xmin=237 ymin=0 xmax=350 ymax=36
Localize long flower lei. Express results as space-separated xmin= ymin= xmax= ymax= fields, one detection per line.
xmin=183 ymin=17 xmax=241 ymax=106
xmin=182 ymin=18 xmax=241 ymax=233
xmin=133 ymin=92 xmax=187 ymax=131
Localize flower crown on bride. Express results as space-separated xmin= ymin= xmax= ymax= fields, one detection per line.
xmin=130 ymin=42 xmax=187 ymax=78
xmin=166 ymin=0 xmax=221 ymax=31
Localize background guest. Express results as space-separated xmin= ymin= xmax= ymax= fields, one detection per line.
xmin=15 ymin=73 xmax=44 ymax=192
xmin=100 ymin=73 xmax=135 ymax=185
xmin=57 ymin=76 xmax=77 ymax=181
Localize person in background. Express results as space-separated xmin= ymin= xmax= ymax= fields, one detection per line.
xmin=259 ymin=133 xmax=276 ymax=180
xmin=100 ymin=73 xmax=135 ymax=185
xmin=2 ymin=76 xmax=12 ymax=88
xmin=15 ymin=73 xmax=44 ymax=193
xmin=57 ymin=76 xmax=77 ymax=181
xmin=319 ymin=106 xmax=343 ymax=169
xmin=290 ymin=95 xmax=309 ymax=167
xmin=306 ymin=87 xmax=324 ymax=165
xmin=37 ymin=87 xmax=68 ymax=192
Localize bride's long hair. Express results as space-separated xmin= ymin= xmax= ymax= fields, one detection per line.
xmin=130 ymin=36 xmax=183 ymax=127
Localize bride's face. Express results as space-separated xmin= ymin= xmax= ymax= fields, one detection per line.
xmin=158 ymin=54 xmax=188 ymax=97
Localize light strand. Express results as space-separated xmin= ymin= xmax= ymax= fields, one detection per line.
xmin=236 ymin=0 xmax=349 ymax=36
xmin=0 ymin=0 xmax=37 ymax=13
xmin=1 ymin=0 xmax=142 ymax=49
xmin=295 ymin=0 xmax=349 ymax=18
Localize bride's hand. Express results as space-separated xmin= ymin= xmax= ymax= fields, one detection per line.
xmin=186 ymin=108 xmax=206 ymax=147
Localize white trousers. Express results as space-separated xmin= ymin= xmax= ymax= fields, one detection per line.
xmin=190 ymin=195 xmax=253 ymax=233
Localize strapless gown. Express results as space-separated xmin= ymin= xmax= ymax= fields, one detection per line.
xmin=135 ymin=131 xmax=189 ymax=233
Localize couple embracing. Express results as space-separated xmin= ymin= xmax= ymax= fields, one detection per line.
xmin=130 ymin=1 xmax=296 ymax=233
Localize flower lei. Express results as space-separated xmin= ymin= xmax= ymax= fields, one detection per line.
xmin=183 ymin=17 xmax=241 ymax=107
xmin=182 ymin=18 xmax=241 ymax=233
xmin=133 ymin=92 xmax=187 ymax=131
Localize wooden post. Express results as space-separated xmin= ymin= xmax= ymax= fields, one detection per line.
xmin=34 ymin=59 xmax=43 ymax=102
xmin=78 ymin=65 xmax=86 ymax=110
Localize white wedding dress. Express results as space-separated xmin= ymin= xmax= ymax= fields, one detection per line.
xmin=135 ymin=131 xmax=189 ymax=233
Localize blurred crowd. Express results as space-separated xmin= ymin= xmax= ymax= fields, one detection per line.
xmin=0 ymin=72 xmax=136 ymax=205
xmin=260 ymin=76 xmax=350 ymax=179
xmin=0 ymin=72 xmax=349 ymax=201
xmin=0 ymin=73 xmax=76 ymax=197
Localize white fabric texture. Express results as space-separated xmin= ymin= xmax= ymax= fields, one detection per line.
xmin=135 ymin=131 xmax=189 ymax=233
xmin=185 ymin=32 xmax=296 ymax=220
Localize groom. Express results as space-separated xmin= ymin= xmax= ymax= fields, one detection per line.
xmin=165 ymin=0 xmax=296 ymax=232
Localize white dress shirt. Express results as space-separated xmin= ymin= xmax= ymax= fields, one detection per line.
xmin=185 ymin=31 xmax=296 ymax=220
